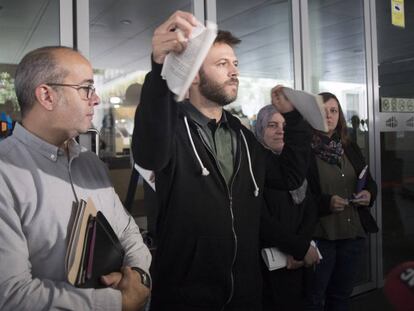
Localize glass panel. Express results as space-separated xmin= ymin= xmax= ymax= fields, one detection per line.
xmin=376 ymin=0 xmax=414 ymax=278
xmin=308 ymin=0 xmax=372 ymax=286
xmin=380 ymin=131 xmax=414 ymax=274
xmin=216 ymin=0 xmax=294 ymax=127
xmin=0 ymin=0 xmax=60 ymax=139
xmin=89 ymin=0 xmax=192 ymax=238
xmin=90 ymin=0 xmax=192 ymax=158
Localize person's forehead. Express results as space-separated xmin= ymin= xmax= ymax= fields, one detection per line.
xmin=206 ymin=43 xmax=237 ymax=61
xmin=325 ymin=98 xmax=338 ymax=108
xmin=269 ymin=112 xmax=285 ymax=122
xmin=56 ymin=51 xmax=93 ymax=81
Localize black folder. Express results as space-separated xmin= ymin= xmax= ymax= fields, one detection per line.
xmin=77 ymin=211 xmax=125 ymax=288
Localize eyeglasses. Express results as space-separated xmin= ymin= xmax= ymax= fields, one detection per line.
xmin=46 ymin=83 xmax=96 ymax=100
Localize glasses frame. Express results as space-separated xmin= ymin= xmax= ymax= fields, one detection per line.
xmin=46 ymin=83 xmax=96 ymax=100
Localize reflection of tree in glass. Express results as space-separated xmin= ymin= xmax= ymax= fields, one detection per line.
xmin=0 ymin=72 xmax=19 ymax=113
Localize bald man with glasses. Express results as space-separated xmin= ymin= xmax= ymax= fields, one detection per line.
xmin=0 ymin=46 xmax=151 ymax=311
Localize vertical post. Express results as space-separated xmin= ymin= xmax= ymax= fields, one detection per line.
xmin=59 ymin=0 xmax=73 ymax=47
xmin=291 ymin=0 xmax=302 ymax=90
xmin=75 ymin=0 xmax=90 ymax=58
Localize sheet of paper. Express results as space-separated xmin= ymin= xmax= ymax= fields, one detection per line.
xmin=134 ymin=163 xmax=156 ymax=191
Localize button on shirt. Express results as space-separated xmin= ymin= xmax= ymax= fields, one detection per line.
xmin=0 ymin=123 xmax=151 ymax=310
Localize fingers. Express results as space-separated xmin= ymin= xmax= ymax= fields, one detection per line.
xmin=304 ymin=246 xmax=319 ymax=267
xmin=101 ymin=271 xmax=122 ymax=288
xmin=271 ymin=85 xmax=294 ymax=113
xmin=330 ymin=195 xmax=353 ymax=212
xmin=351 ymin=190 xmax=371 ymax=206
xmin=159 ymin=11 xmax=198 ymax=35
xmin=119 ymin=266 xmax=150 ymax=311
xmin=152 ymin=11 xmax=198 ymax=64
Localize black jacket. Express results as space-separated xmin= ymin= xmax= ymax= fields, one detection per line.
xmin=132 ymin=62 xmax=310 ymax=311
xmin=307 ymin=140 xmax=377 ymax=217
xmin=261 ymin=183 xmax=317 ymax=260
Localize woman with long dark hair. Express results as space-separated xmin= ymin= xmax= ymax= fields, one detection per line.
xmin=305 ymin=92 xmax=378 ymax=311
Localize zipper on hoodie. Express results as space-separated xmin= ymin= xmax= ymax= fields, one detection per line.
xmin=221 ymin=153 xmax=242 ymax=310
xmin=196 ymin=127 xmax=242 ymax=310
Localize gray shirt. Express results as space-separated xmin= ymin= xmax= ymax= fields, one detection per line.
xmin=0 ymin=123 xmax=151 ymax=311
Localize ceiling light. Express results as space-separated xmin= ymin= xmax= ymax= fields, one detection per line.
xmin=110 ymin=96 xmax=121 ymax=104
xmin=120 ymin=19 xmax=132 ymax=25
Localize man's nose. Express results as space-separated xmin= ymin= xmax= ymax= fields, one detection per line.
xmin=90 ymin=93 xmax=100 ymax=106
xmin=229 ymin=64 xmax=239 ymax=77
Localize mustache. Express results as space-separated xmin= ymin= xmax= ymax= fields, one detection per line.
xmin=225 ymin=78 xmax=239 ymax=85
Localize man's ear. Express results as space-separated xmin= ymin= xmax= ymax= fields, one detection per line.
xmin=192 ymin=72 xmax=200 ymax=85
xmin=35 ymin=84 xmax=55 ymax=111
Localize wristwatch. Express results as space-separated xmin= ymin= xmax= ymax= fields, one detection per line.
xmin=131 ymin=267 xmax=151 ymax=289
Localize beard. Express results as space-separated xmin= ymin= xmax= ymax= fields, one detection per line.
xmin=198 ymin=70 xmax=238 ymax=106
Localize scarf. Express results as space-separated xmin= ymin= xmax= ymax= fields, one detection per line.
xmin=311 ymin=132 xmax=344 ymax=166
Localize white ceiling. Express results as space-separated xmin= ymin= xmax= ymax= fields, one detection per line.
xmin=0 ymin=0 xmax=412 ymax=84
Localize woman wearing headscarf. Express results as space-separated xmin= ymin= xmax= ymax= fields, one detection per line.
xmin=256 ymin=104 xmax=318 ymax=311
xmin=305 ymin=92 xmax=378 ymax=311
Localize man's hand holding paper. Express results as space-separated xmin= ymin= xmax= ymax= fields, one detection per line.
xmin=152 ymin=11 xmax=198 ymax=64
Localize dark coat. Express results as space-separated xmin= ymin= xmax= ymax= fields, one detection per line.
xmin=261 ymin=184 xmax=318 ymax=310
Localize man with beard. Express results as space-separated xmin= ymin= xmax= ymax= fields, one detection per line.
xmin=132 ymin=11 xmax=318 ymax=311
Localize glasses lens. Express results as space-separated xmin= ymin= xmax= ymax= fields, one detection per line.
xmin=80 ymin=85 xmax=94 ymax=99
xmin=88 ymin=86 xmax=95 ymax=99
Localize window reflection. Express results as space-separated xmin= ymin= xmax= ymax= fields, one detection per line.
xmin=308 ymin=0 xmax=368 ymax=153
xmin=90 ymin=1 xmax=193 ymax=157
xmin=0 ymin=0 xmax=60 ymax=139
xmin=216 ymin=0 xmax=294 ymax=128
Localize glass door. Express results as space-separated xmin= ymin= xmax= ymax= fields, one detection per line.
xmin=306 ymin=0 xmax=376 ymax=293
xmin=375 ymin=0 xmax=414 ymax=279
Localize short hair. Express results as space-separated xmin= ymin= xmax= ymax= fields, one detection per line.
xmin=319 ymin=92 xmax=349 ymax=145
xmin=255 ymin=104 xmax=278 ymax=145
xmin=214 ymin=30 xmax=241 ymax=47
xmin=14 ymin=46 xmax=75 ymax=118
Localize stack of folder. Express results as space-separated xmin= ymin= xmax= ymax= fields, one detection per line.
xmin=65 ymin=198 xmax=125 ymax=288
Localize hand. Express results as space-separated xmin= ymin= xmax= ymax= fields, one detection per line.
xmin=101 ymin=271 xmax=122 ymax=288
xmin=304 ymin=245 xmax=320 ymax=267
xmin=118 ymin=266 xmax=150 ymax=311
xmin=286 ymin=255 xmax=304 ymax=270
xmin=329 ymin=195 xmax=349 ymax=213
xmin=350 ymin=190 xmax=371 ymax=206
xmin=271 ymin=85 xmax=294 ymax=113
xmin=152 ymin=11 xmax=198 ymax=64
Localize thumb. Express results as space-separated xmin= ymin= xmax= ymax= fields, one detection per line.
xmin=101 ymin=271 xmax=121 ymax=287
